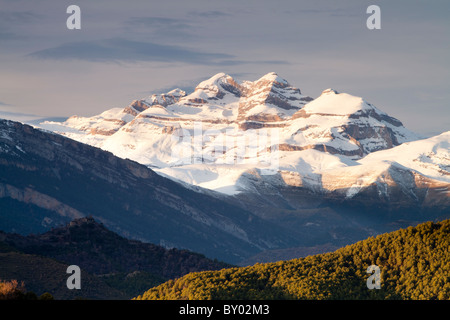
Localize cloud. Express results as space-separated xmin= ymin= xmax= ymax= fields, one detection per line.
xmin=0 ymin=11 xmax=40 ymax=41
xmin=28 ymin=38 xmax=289 ymax=66
xmin=0 ymin=11 xmax=41 ymax=24
xmin=212 ymin=59 xmax=289 ymax=66
xmin=126 ymin=16 xmax=191 ymax=29
xmin=0 ymin=31 xmax=26 ymax=42
xmin=0 ymin=101 xmax=12 ymax=107
xmin=283 ymin=7 xmax=358 ymax=17
xmin=0 ymin=110 xmax=36 ymax=117
xmin=149 ymin=83 xmax=198 ymax=96
xmin=123 ymin=11 xmax=232 ymax=40
xmin=125 ymin=16 xmax=194 ymax=38
xmin=28 ymin=38 xmax=234 ymax=64
xmin=189 ymin=10 xmax=231 ymax=18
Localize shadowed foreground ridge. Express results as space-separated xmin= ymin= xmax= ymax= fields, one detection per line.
xmin=0 ymin=217 xmax=232 ymax=299
xmin=135 ymin=219 xmax=450 ymax=300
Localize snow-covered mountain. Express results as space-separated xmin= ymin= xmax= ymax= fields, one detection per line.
xmin=38 ymin=72 xmax=448 ymax=204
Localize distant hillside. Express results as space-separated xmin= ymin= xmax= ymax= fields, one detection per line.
xmin=0 ymin=217 xmax=231 ymax=298
xmin=136 ymin=219 xmax=450 ymax=300
xmin=0 ymin=251 xmax=125 ymax=300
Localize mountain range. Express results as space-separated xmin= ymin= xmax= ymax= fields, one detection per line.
xmin=39 ymin=72 xmax=448 ymax=204
xmin=37 ymin=73 xmax=449 ymax=260
xmin=1 ymin=72 xmax=449 ymax=266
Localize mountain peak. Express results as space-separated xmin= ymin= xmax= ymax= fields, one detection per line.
xmin=193 ymin=73 xmax=242 ymax=99
xmin=303 ymin=90 xmax=371 ymax=116
xmin=68 ymin=216 xmax=101 ymax=228
xmin=143 ymin=88 xmax=186 ymax=107
xmin=167 ymin=88 xmax=186 ymax=97
xmin=321 ymin=88 xmax=339 ymax=95
xmin=258 ymin=72 xmax=288 ymax=82
xmin=254 ymin=72 xmax=290 ymax=89
xmin=196 ymin=73 xmax=234 ymax=89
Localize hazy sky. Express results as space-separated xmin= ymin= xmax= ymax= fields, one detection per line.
xmin=0 ymin=0 xmax=449 ymax=136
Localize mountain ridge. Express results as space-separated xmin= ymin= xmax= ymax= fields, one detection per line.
xmin=0 ymin=216 xmax=231 ymax=279
xmin=2 ymin=72 xmax=449 ymax=265
xmin=0 ymin=118 xmax=301 ymax=264
xmin=37 ymin=72 xmax=439 ymax=201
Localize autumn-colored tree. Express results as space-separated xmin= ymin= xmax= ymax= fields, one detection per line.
xmin=0 ymin=279 xmax=26 ymax=300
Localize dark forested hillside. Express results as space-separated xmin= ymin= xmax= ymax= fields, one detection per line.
xmin=0 ymin=250 xmax=126 ymax=300
xmin=1 ymin=217 xmax=231 ymax=278
xmin=0 ymin=217 xmax=231 ymax=298
xmin=136 ymin=219 xmax=450 ymax=300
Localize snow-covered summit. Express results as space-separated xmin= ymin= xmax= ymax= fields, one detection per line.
xmin=144 ymin=88 xmax=186 ymax=107
xmin=321 ymin=88 xmax=339 ymax=95
xmin=303 ymin=89 xmax=379 ymax=115
xmin=254 ymin=72 xmax=290 ymax=87
xmin=196 ymin=72 xmax=233 ymax=89
xmin=36 ymin=73 xmax=447 ymax=198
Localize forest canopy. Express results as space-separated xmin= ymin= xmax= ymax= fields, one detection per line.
xmin=135 ymin=219 xmax=450 ymax=300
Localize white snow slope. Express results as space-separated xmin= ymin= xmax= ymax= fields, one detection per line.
xmin=36 ymin=73 xmax=448 ymax=198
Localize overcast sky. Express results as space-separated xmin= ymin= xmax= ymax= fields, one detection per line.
xmin=0 ymin=0 xmax=449 ymax=136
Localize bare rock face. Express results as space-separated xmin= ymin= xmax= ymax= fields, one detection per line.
xmin=144 ymin=88 xmax=187 ymax=107
xmin=124 ymin=100 xmax=150 ymax=115
xmin=236 ymin=72 xmax=311 ymax=123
